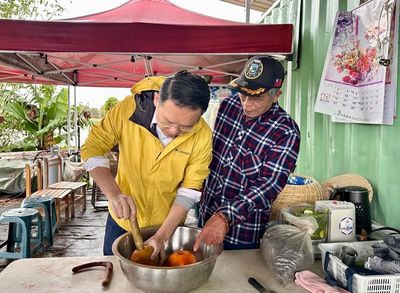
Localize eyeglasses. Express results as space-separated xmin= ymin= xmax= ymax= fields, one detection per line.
xmin=157 ymin=120 xmax=194 ymax=133
xmin=156 ymin=110 xmax=195 ymax=133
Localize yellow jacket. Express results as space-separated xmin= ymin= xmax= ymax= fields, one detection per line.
xmin=81 ymin=77 xmax=212 ymax=230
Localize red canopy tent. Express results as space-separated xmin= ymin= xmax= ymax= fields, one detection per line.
xmin=0 ymin=0 xmax=293 ymax=87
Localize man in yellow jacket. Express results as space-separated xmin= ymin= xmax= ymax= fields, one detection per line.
xmin=81 ymin=71 xmax=212 ymax=260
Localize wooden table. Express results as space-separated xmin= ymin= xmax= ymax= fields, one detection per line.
xmin=48 ymin=181 xmax=87 ymax=217
xmin=0 ymin=249 xmax=323 ymax=292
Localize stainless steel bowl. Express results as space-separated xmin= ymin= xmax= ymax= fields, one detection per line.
xmin=112 ymin=226 xmax=223 ymax=293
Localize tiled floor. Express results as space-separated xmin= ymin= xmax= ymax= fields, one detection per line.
xmin=0 ymin=192 xmax=199 ymax=273
xmin=0 ymin=191 xmax=107 ymax=272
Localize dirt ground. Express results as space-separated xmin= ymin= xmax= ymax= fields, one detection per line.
xmin=0 ymin=189 xmax=108 ymax=273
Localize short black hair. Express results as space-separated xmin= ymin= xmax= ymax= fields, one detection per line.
xmin=159 ymin=70 xmax=210 ymax=113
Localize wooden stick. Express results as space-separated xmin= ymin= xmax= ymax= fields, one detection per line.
xmin=129 ymin=217 xmax=144 ymax=250
xmin=72 ymin=261 xmax=113 ymax=287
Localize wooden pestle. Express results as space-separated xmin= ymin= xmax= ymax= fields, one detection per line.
xmin=129 ymin=217 xmax=144 ymax=250
xmin=129 ymin=217 xmax=159 ymax=266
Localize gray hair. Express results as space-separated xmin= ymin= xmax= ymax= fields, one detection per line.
xmin=268 ymin=88 xmax=279 ymax=97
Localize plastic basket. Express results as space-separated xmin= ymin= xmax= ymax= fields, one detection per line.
xmin=318 ymin=241 xmax=400 ymax=293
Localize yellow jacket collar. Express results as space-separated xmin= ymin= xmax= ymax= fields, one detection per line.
xmin=130 ymin=76 xmax=166 ymax=95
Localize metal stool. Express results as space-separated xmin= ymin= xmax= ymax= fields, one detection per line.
xmin=91 ymin=181 xmax=109 ymax=211
xmin=0 ymin=208 xmax=44 ymax=259
xmin=21 ymin=196 xmax=57 ymax=247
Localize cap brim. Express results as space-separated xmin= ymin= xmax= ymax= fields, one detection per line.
xmin=228 ymin=78 xmax=269 ymax=96
xmin=228 ymin=77 xmax=246 ymax=89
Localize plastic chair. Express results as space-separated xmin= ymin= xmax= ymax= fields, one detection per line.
xmin=21 ymin=196 xmax=57 ymax=247
xmin=0 ymin=208 xmax=44 ymax=259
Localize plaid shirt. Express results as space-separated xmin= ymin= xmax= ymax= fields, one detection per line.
xmin=199 ymin=94 xmax=300 ymax=247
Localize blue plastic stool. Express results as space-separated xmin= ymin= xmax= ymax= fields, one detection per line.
xmin=0 ymin=208 xmax=44 ymax=259
xmin=21 ymin=196 xmax=58 ymax=247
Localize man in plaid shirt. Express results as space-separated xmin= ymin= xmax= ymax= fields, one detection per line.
xmin=195 ymin=56 xmax=300 ymax=250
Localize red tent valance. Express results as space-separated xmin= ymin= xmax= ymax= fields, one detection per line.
xmin=0 ymin=0 xmax=293 ymax=87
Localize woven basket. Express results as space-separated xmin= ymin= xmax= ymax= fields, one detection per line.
xmin=322 ymin=173 xmax=373 ymax=202
xmin=270 ymin=174 xmax=326 ymax=220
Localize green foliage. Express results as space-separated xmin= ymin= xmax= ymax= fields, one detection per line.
xmin=0 ymin=84 xmax=94 ymax=151
xmin=74 ymin=103 xmax=94 ymax=128
xmin=88 ymin=106 xmax=101 ymax=118
xmin=0 ymin=83 xmax=35 ymax=147
xmin=2 ymin=85 xmax=69 ymax=150
xmin=102 ymin=97 xmax=119 ymax=115
xmin=0 ymin=0 xmax=65 ymax=20
xmin=0 ymin=140 xmax=37 ymax=152
xmin=0 ymin=0 xmax=68 ymax=150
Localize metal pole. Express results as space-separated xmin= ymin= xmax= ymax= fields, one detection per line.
xmin=74 ymin=85 xmax=78 ymax=151
xmin=73 ymin=70 xmax=78 ymax=152
xmin=285 ymin=60 xmax=293 ymax=114
xmin=245 ymin=0 xmax=251 ymax=23
xmin=67 ymin=86 xmax=71 ymax=153
xmin=78 ymin=126 xmax=81 ymax=149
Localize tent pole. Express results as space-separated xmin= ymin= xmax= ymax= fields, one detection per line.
xmin=73 ymin=71 xmax=79 ymax=152
xmin=74 ymin=85 xmax=78 ymax=151
xmin=67 ymin=86 xmax=71 ymax=154
xmin=144 ymin=57 xmax=154 ymax=76
xmin=285 ymin=60 xmax=292 ymax=114
xmin=245 ymin=0 xmax=251 ymax=23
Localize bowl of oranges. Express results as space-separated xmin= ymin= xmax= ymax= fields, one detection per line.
xmin=112 ymin=226 xmax=223 ymax=293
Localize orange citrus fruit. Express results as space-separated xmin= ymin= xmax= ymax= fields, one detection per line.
xmin=166 ymin=250 xmax=197 ymax=266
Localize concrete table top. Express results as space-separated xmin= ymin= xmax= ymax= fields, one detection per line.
xmin=0 ymin=249 xmax=324 ymax=292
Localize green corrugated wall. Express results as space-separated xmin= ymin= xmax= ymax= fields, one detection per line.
xmin=262 ymin=0 xmax=400 ymax=228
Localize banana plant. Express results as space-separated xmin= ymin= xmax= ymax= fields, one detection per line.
xmin=4 ymin=85 xmax=69 ymax=150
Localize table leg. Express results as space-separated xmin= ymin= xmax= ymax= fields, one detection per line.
xmin=71 ymin=191 xmax=75 ymax=218
xmin=55 ymin=200 xmax=61 ymax=225
xmin=82 ymin=186 xmax=87 ymax=212
xmin=64 ymin=195 xmax=70 ymax=221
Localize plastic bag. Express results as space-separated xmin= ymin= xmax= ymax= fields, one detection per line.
xmin=63 ymin=157 xmax=86 ymax=182
xmin=280 ymin=204 xmax=329 ymax=241
xmin=261 ymin=223 xmax=315 ymax=286
xmin=281 ymin=206 xmax=319 ymax=236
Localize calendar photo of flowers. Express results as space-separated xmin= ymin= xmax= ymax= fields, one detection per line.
xmin=332 ymin=40 xmax=378 ymax=84
xmin=326 ymin=9 xmax=387 ymax=86
xmin=315 ymin=0 xmax=397 ymax=125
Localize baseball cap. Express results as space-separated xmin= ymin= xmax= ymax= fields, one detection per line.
xmin=228 ymin=56 xmax=285 ymax=96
